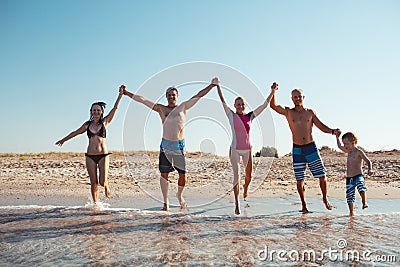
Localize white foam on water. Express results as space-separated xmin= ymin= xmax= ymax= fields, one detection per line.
xmin=84 ymin=201 xmax=110 ymax=210
xmin=0 ymin=205 xmax=82 ymax=210
xmin=0 ymin=197 xmax=398 ymax=218
xmin=0 ymin=203 xmax=141 ymax=213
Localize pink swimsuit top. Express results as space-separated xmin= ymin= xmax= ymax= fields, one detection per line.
xmin=227 ymin=110 xmax=254 ymax=150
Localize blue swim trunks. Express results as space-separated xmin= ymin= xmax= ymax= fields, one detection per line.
xmin=160 ymin=138 xmax=185 ymax=151
xmin=292 ymin=142 xmax=326 ymax=181
xmin=159 ymin=138 xmax=186 ymax=174
xmin=346 ymin=174 xmax=367 ymax=204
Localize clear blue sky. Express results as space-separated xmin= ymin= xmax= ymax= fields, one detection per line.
xmin=1 ymin=0 xmax=399 ymax=155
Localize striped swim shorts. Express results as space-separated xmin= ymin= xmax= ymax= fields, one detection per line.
xmin=346 ymin=174 xmax=367 ymax=204
xmin=292 ymin=142 xmax=326 ymax=181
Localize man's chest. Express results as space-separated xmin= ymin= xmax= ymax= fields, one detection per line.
xmin=288 ymin=111 xmax=313 ymax=125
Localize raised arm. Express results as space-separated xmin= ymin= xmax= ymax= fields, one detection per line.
xmin=123 ymin=87 xmax=161 ymax=112
xmin=269 ymin=82 xmax=287 ymax=115
xmin=253 ymin=85 xmax=278 ymax=118
xmin=183 ymin=77 xmax=219 ymax=110
xmin=104 ymin=85 xmax=124 ymax=125
xmin=55 ymin=122 xmax=87 ymax=147
xmin=312 ymin=110 xmax=341 ymax=136
xmin=336 ymin=135 xmax=347 ymax=153
xmin=216 ymin=85 xmax=231 ymax=115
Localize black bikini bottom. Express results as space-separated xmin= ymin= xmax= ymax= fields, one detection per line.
xmin=85 ymin=153 xmax=112 ymax=164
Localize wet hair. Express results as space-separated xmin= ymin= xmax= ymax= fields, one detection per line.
xmin=342 ymin=132 xmax=358 ymax=144
xmin=166 ymin=87 xmax=178 ymax=97
xmin=291 ymin=88 xmax=304 ymax=95
xmin=89 ymin=102 xmax=106 ymax=123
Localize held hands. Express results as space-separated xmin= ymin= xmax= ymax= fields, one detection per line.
xmin=271 ymin=82 xmax=279 ymax=91
xmin=211 ymin=77 xmax=220 ymax=86
xmin=119 ymin=84 xmax=126 ymax=95
xmin=332 ymin=129 xmax=341 ymax=137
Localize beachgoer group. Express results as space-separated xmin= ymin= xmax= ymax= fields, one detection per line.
xmin=56 ymin=79 xmax=372 ymax=216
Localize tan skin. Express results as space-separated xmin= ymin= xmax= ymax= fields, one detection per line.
xmin=336 ymin=135 xmax=373 ymax=216
xmin=122 ymin=79 xmax=219 ymax=211
xmin=270 ymin=82 xmax=340 ymax=212
xmin=56 ymin=86 xmax=124 ymax=203
xmin=217 ymin=85 xmax=275 ymax=215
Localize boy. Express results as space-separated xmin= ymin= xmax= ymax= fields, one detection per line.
xmin=336 ymin=132 xmax=373 ymax=216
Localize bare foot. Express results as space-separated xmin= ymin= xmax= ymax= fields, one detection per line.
xmin=349 ymin=212 xmax=355 ymax=217
xmin=235 ymin=206 xmax=241 ymax=215
xmin=162 ymin=203 xmax=169 ymax=211
xmin=299 ymin=202 xmax=309 ymax=213
xmin=362 ymin=203 xmax=369 ymax=209
xmin=179 ymin=201 xmax=187 ymax=212
xmin=243 ymin=184 xmax=249 ymax=199
xmin=176 ymin=194 xmax=186 ymax=211
xmin=323 ymin=198 xmax=333 ymax=210
xmin=300 ymin=208 xmax=310 ymax=214
xmin=104 ymin=185 xmax=111 ymax=198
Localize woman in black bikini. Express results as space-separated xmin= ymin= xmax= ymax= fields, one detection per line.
xmin=56 ymin=85 xmax=124 ymax=203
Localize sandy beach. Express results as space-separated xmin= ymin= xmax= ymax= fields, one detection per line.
xmin=1 ymin=150 xmax=399 ymax=266
xmin=1 ymin=149 xmax=399 ymax=206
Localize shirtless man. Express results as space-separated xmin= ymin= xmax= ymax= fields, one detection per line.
xmin=270 ymin=82 xmax=340 ymax=212
xmin=122 ymin=78 xmax=219 ymax=211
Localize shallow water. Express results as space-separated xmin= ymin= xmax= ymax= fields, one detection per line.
xmin=0 ymin=197 xmax=399 ymax=266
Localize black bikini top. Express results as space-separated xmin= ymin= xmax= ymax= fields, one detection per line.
xmin=86 ymin=121 xmax=106 ymax=138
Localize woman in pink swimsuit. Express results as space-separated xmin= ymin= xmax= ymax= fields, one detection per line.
xmin=217 ymin=84 xmax=276 ymax=214
xmin=56 ymin=85 xmax=124 ymax=203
